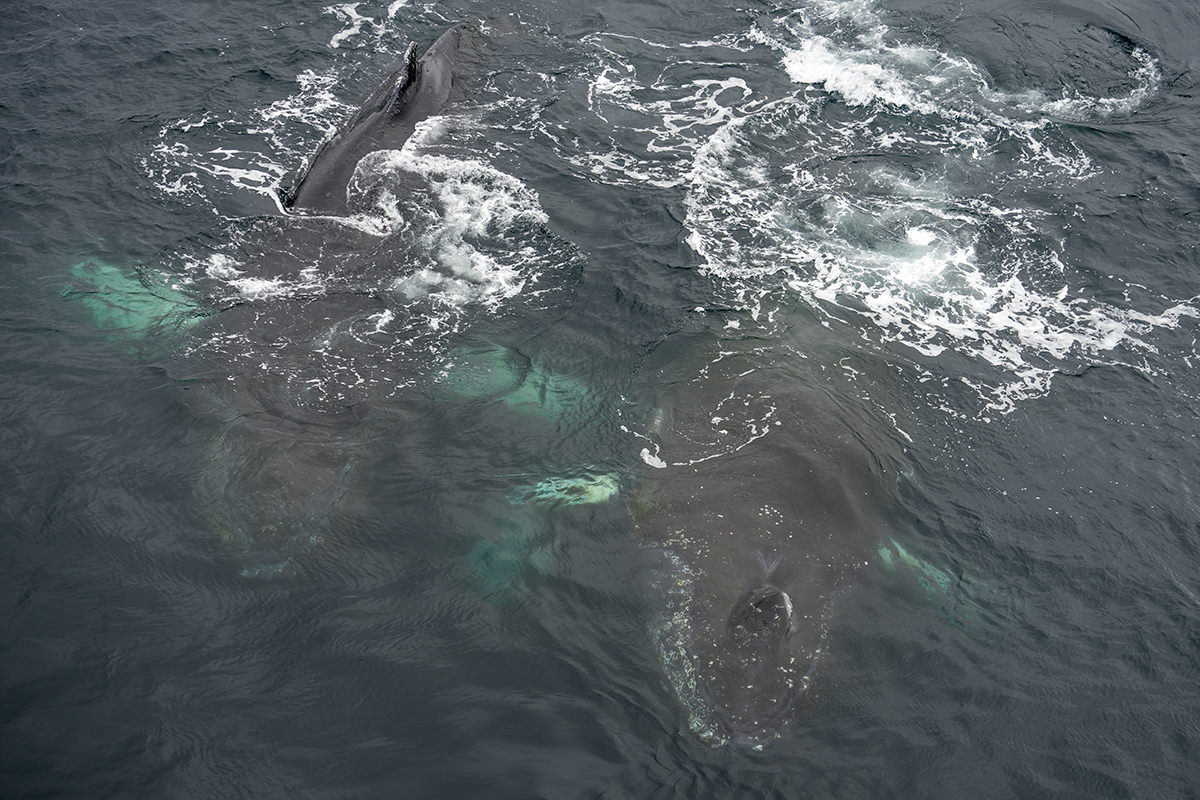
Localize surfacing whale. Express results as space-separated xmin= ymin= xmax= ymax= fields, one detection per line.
xmin=67 ymin=24 xmax=479 ymax=577
xmin=285 ymin=22 xmax=469 ymax=215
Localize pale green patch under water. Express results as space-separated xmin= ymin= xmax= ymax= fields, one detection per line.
xmin=431 ymin=342 xmax=596 ymax=424
xmin=63 ymin=258 xmax=203 ymax=339
xmin=876 ymin=538 xmax=988 ymax=627
xmin=469 ymin=472 xmax=621 ymax=600
xmin=433 ymin=342 xmax=622 ymax=595
xmin=507 ymin=472 xmax=620 ymax=509
xmin=431 ymin=342 xmax=529 ymax=401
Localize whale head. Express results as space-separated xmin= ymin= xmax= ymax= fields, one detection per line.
xmin=650 ymin=544 xmax=836 ymax=747
xmin=696 ymin=582 xmax=821 ymax=744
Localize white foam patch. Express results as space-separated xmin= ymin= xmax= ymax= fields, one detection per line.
xmin=1019 ymin=48 xmax=1161 ymax=122
xmin=259 ymin=69 xmax=350 ymax=135
xmin=782 ymin=37 xmax=940 ymax=112
xmin=685 ymin=103 xmax=1195 ymax=414
xmin=640 ymin=448 xmax=667 ymax=469
xmin=204 ymin=151 xmax=289 ymax=200
xmin=325 ymin=2 xmax=441 ymax=51
xmin=559 ymin=0 xmax=1183 ymax=415
xmin=201 ymin=254 xmax=242 ymax=281
xmin=552 ymin=34 xmax=758 ymax=188
xmin=184 ymin=251 xmax=326 ymax=302
xmin=324 ymin=3 xmax=376 ymax=49
xmin=357 ymin=125 xmax=556 ymax=317
xmin=143 ymin=67 xmax=352 ymax=209
xmin=702 ymin=6 xmax=1179 ymax=413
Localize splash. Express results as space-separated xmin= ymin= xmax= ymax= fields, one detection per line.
xmin=131 ymin=29 xmax=581 ymax=411
xmin=556 ymin=0 xmax=1186 ymax=415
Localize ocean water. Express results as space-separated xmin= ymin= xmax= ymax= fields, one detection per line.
xmin=2 ymin=0 xmax=1199 ymax=796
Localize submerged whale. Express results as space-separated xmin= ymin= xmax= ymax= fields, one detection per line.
xmin=630 ymin=332 xmax=906 ymax=745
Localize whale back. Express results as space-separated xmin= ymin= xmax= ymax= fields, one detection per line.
xmin=284 ymin=23 xmax=470 ymax=214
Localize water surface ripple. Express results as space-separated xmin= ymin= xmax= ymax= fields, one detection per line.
xmin=2 ymin=0 xmax=1199 ymax=797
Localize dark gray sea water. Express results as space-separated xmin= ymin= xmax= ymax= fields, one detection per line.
xmin=4 ymin=0 xmax=1200 ymax=796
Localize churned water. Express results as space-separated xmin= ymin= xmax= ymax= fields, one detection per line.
xmin=3 ymin=0 xmax=1200 ymax=796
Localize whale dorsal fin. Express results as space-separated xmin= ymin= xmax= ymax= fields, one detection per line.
xmin=384 ymin=42 xmax=420 ymax=114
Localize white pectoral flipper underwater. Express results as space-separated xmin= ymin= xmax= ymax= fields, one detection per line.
xmin=63 ymin=258 xmax=206 ymax=342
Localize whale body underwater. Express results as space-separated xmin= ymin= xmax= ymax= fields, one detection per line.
xmin=67 ymin=22 xmax=972 ymax=745
xmin=630 ymin=332 xmax=908 ymax=745
xmin=66 ymin=23 xmax=477 ymax=576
